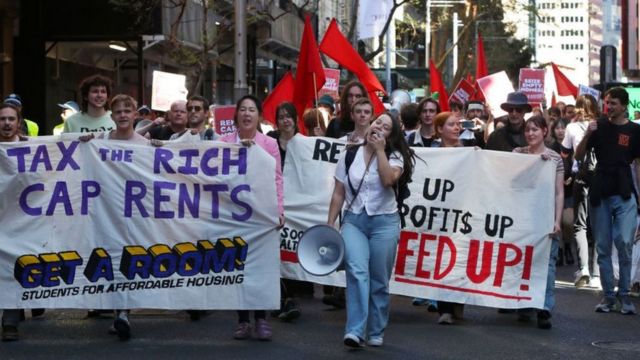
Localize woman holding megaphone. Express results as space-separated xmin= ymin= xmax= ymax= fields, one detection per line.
xmin=327 ymin=112 xmax=414 ymax=348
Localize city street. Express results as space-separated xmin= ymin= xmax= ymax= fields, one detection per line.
xmin=2 ymin=266 xmax=639 ymax=360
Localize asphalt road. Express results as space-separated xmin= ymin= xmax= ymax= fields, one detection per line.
xmin=2 ymin=265 xmax=639 ymax=360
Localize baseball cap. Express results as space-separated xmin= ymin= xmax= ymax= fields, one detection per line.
xmin=137 ymin=105 xmax=151 ymax=114
xmin=57 ymin=100 xmax=80 ymax=112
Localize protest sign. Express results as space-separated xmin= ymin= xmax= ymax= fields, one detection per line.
xmin=0 ymin=139 xmax=280 ymax=310
xmin=151 ymin=71 xmax=188 ymax=112
xmin=318 ymin=68 xmax=341 ymax=99
xmin=449 ymin=79 xmax=476 ymax=105
xmin=578 ymin=84 xmax=601 ymax=100
xmin=519 ymin=69 xmax=545 ymax=108
xmin=214 ymin=105 xmax=236 ymax=135
xmin=477 ymin=72 xmax=515 ymax=118
xmin=282 ymin=136 xmax=554 ymax=309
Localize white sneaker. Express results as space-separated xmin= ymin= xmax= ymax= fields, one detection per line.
xmin=574 ymin=269 xmax=590 ymax=288
xmin=588 ymin=276 xmax=602 ymax=290
xmin=366 ymin=337 xmax=383 ymax=347
xmin=113 ymin=311 xmax=131 ymax=340
xmin=343 ymin=333 xmax=364 ymax=348
xmin=438 ymin=313 xmax=453 ymax=325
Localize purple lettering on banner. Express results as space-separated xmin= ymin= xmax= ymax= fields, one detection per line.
xmin=124 ymin=180 xmax=149 ymax=217
xmin=203 ymin=184 xmax=228 ymax=219
xmin=56 ymin=141 xmax=80 ymax=171
xmin=178 ymin=183 xmax=200 ymax=218
xmin=19 ymin=183 xmax=44 ymax=215
xmin=178 ymin=149 xmax=199 ymax=174
xmin=6 ymin=146 xmax=31 ymax=173
xmin=231 ymin=184 xmax=252 ymax=221
xmin=111 ymin=149 xmax=124 ymax=162
xmin=201 ymin=148 xmax=219 ymax=176
xmin=154 ymin=181 xmax=176 ymax=218
xmin=46 ymin=181 xmax=73 ymax=216
xmin=124 ymin=150 xmax=133 ymax=162
xmin=99 ymin=148 xmax=109 ymax=161
xmin=30 ymin=145 xmax=53 ymax=172
xmin=154 ymin=148 xmax=175 ymax=174
xmin=81 ymin=180 xmax=101 ymax=215
xmin=222 ymin=147 xmax=247 ymax=175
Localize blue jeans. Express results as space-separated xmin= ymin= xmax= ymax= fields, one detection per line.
xmin=341 ymin=211 xmax=400 ymax=340
xmin=590 ymin=195 xmax=637 ymax=297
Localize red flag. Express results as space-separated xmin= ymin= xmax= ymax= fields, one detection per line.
xmin=476 ymin=32 xmax=488 ymax=80
xmin=319 ymin=18 xmax=387 ymax=114
xmin=263 ymin=72 xmax=295 ymax=125
xmin=551 ymin=92 xmax=557 ymax=107
xmin=293 ymin=15 xmax=326 ymax=135
xmin=551 ymin=63 xmax=578 ymax=98
xmin=429 ymin=59 xmax=450 ymax=111
xmin=369 ymin=91 xmax=385 ymax=115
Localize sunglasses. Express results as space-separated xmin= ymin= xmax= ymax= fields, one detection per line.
xmin=506 ymin=107 xmax=525 ymax=113
xmin=187 ymin=106 xmax=203 ymax=112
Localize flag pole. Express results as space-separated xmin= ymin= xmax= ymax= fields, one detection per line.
xmin=313 ymin=72 xmax=321 ymax=132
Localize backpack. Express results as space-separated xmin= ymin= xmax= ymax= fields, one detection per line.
xmin=344 ymin=145 xmax=411 ymax=213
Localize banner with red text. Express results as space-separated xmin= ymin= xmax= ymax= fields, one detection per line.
xmin=519 ymin=68 xmax=546 ymax=108
xmin=0 ymin=139 xmax=280 ymax=309
xmin=282 ymin=136 xmax=554 ymax=309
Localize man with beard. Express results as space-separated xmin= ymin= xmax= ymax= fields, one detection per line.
xmin=1 ymin=103 xmax=28 ymax=341
xmin=169 ymin=95 xmax=218 ymax=141
xmin=486 ymin=92 xmax=530 ymax=152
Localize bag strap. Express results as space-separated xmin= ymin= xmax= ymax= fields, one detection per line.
xmin=345 ymin=150 xmax=375 ymax=212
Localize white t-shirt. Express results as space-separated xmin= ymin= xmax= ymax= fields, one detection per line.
xmin=335 ymin=146 xmax=404 ymax=215
xmin=562 ymin=121 xmax=588 ymax=173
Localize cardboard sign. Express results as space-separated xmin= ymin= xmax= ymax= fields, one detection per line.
xmin=213 ymin=105 xmax=236 ymax=135
xmin=151 ymin=71 xmax=188 ymax=112
xmin=578 ymin=84 xmax=601 ymax=100
xmin=519 ymin=69 xmax=545 ymax=108
xmin=477 ymin=71 xmax=515 ymax=118
xmin=449 ymin=79 xmax=476 ymax=105
xmin=318 ymin=68 xmax=341 ymax=98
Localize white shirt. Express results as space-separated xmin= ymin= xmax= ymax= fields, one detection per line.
xmin=335 ymin=146 xmax=404 ymax=215
xmin=562 ymin=121 xmax=588 ymax=173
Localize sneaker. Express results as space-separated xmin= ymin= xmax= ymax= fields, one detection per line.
xmin=113 ymin=311 xmax=131 ymax=340
xmin=1 ymin=325 xmax=18 ymax=342
xmin=343 ymin=333 xmax=364 ymax=348
xmin=366 ymin=337 xmax=383 ymax=347
xmin=595 ymin=297 xmax=618 ymax=313
xmin=620 ymin=296 xmax=637 ymax=315
xmin=233 ymin=322 xmax=251 ymax=340
xmin=438 ymin=313 xmax=453 ymax=325
xmin=412 ymin=297 xmax=428 ymax=306
xmin=255 ymin=319 xmax=272 ymax=341
xmin=587 ymin=276 xmax=602 ymax=290
xmin=278 ymin=299 xmax=301 ymax=322
xmin=537 ymin=310 xmax=552 ymax=329
xmin=574 ymin=270 xmax=590 ymax=288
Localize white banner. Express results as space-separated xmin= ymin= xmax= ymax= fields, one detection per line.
xmin=357 ymin=0 xmax=394 ymax=40
xmin=281 ymin=136 xmax=554 ymax=309
xmin=0 ymin=139 xmax=280 ymax=310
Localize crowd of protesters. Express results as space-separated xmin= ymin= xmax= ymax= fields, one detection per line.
xmin=2 ymin=73 xmax=640 ymax=348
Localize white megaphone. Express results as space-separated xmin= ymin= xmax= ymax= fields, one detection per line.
xmin=296 ymin=224 xmax=345 ymax=276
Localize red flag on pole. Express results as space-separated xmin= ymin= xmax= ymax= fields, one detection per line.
xmin=293 ymin=15 xmax=326 ymax=135
xmin=551 ymin=63 xmax=578 ymax=98
xmin=263 ymin=72 xmax=295 ymax=125
xmin=429 ymin=59 xmax=450 ymax=111
xmin=476 ymin=32 xmax=488 ymax=80
xmin=319 ymin=19 xmax=387 ymax=114
xmin=551 ymin=92 xmax=557 ymax=107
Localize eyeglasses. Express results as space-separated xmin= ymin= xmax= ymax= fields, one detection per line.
xmin=187 ymin=105 xmax=203 ymax=112
xmin=506 ymin=107 xmax=525 ymax=113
